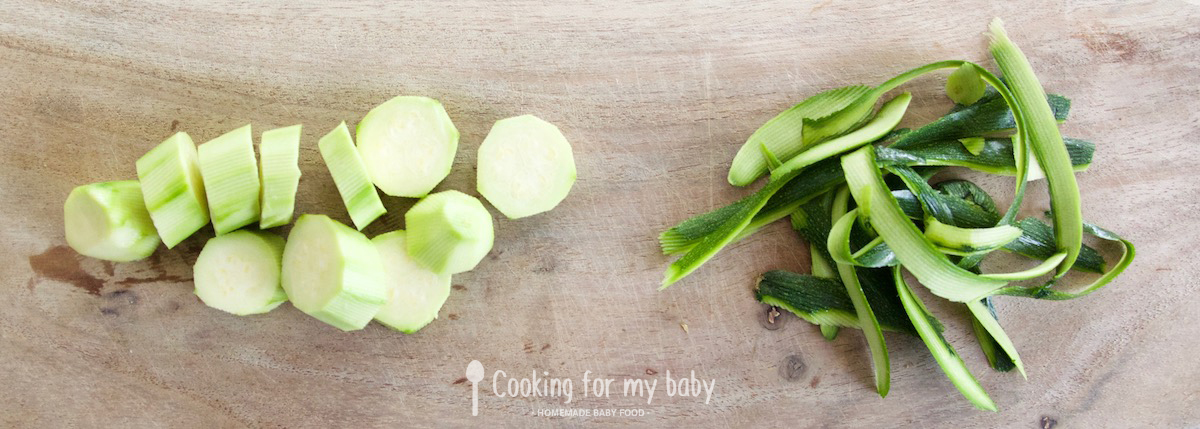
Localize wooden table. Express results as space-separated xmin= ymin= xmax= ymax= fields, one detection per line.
xmin=3 ymin=1 xmax=1197 ymax=427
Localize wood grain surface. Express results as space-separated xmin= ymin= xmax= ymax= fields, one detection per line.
xmin=2 ymin=1 xmax=1198 ymax=427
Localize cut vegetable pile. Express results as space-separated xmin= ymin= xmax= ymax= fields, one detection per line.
xmin=64 ymin=97 xmax=576 ymax=333
xmin=657 ymin=19 xmax=1134 ymax=410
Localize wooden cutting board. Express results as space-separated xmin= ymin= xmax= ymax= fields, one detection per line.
xmin=3 ymin=1 xmax=1198 ymax=427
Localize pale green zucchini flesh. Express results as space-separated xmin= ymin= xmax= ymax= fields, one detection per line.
xmin=258 ymin=125 xmax=302 ymax=229
xmin=476 ymin=115 xmax=577 ymax=219
xmin=829 ymin=187 xmax=890 ymax=396
xmin=356 ymin=96 xmax=459 ymax=198
xmin=405 ymin=190 xmax=495 ymax=275
xmin=281 ymin=214 xmax=387 ymax=331
xmin=64 ymin=181 xmax=161 ymax=262
xmin=989 ymin=18 xmax=1082 ymax=277
xmin=136 ymin=132 xmax=209 ymax=248
xmin=923 ymin=218 xmax=1023 ymax=255
xmin=198 ymin=125 xmax=261 ymax=235
xmin=319 ymin=122 xmax=386 ymax=231
xmin=372 ymin=230 xmax=453 ymax=333
xmin=945 ymin=63 xmax=986 ymax=105
xmin=194 ymin=230 xmax=287 ymax=316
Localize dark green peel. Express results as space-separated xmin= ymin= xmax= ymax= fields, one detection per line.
xmin=756 ymin=269 xmax=915 ymax=334
xmin=970 ymin=297 xmax=1018 ymax=372
xmin=890 ymin=93 xmax=1071 ymax=150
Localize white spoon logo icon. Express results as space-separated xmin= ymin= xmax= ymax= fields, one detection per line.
xmin=466 ymin=360 xmax=484 ymax=416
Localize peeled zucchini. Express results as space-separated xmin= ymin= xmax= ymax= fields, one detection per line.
xmin=406 ymin=190 xmax=494 ymax=275
xmin=198 ymin=125 xmax=261 ymax=235
xmin=193 ymin=230 xmax=287 ymax=315
xmin=372 ymin=231 xmax=452 ymax=333
xmin=319 ymin=122 xmax=386 ymax=230
xmin=356 ymin=96 xmax=459 ymax=198
xmin=476 ymin=115 xmax=577 ymax=219
xmin=64 ymin=181 xmax=160 ymax=262
xmin=281 ymin=214 xmax=387 ymax=331
xmin=258 ymin=125 xmax=302 ymax=229
xmin=136 ymin=132 xmax=209 ymax=248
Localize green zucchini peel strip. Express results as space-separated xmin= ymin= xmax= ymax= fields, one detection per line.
xmin=894 ymin=266 xmax=997 ymax=411
xmin=924 ymin=218 xmax=1023 ymax=255
xmin=661 ymin=94 xmax=913 ymax=288
xmin=965 ymin=299 xmax=1026 ymax=377
xmin=989 ymin=18 xmax=1082 ymax=277
xmin=771 ymin=93 xmax=913 ymax=181
xmin=842 ymin=145 xmax=1007 ymax=302
xmin=970 ymin=297 xmax=1018 ymax=372
xmin=995 ymin=223 xmax=1135 ymax=300
xmin=755 ymin=269 xmax=914 ymax=334
xmin=729 ymin=85 xmax=873 ymax=186
xmin=831 ymin=187 xmax=891 ymax=397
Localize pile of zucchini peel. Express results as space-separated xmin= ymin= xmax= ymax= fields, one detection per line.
xmin=657 ymin=19 xmax=1135 ymax=410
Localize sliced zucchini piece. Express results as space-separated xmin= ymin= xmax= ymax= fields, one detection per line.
xmin=198 ymin=125 xmax=261 ymax=235
xmin=356 ymin=96 xmax=459 ymax=198
xmin=258 ymin=125 xmax=302 ymax=229
xmin=372 ymin=231 xmax=452 ymax=333
xmin=406 ymin=190 xmax=495 ymax=275
xmin=281 ymin=214 xmax=387 ymax=331
xmin=194 ymin=230 xmax=287 ymax=316
xmin=319 ymin=122 xmax=386 ymax=230
xmin=136 ymin=132 xmax=209 ymax=248
xmin=476 ymin=115 xmax=576 ymax=219
xmin=64 ymin=181 xmax=160 ymax=262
